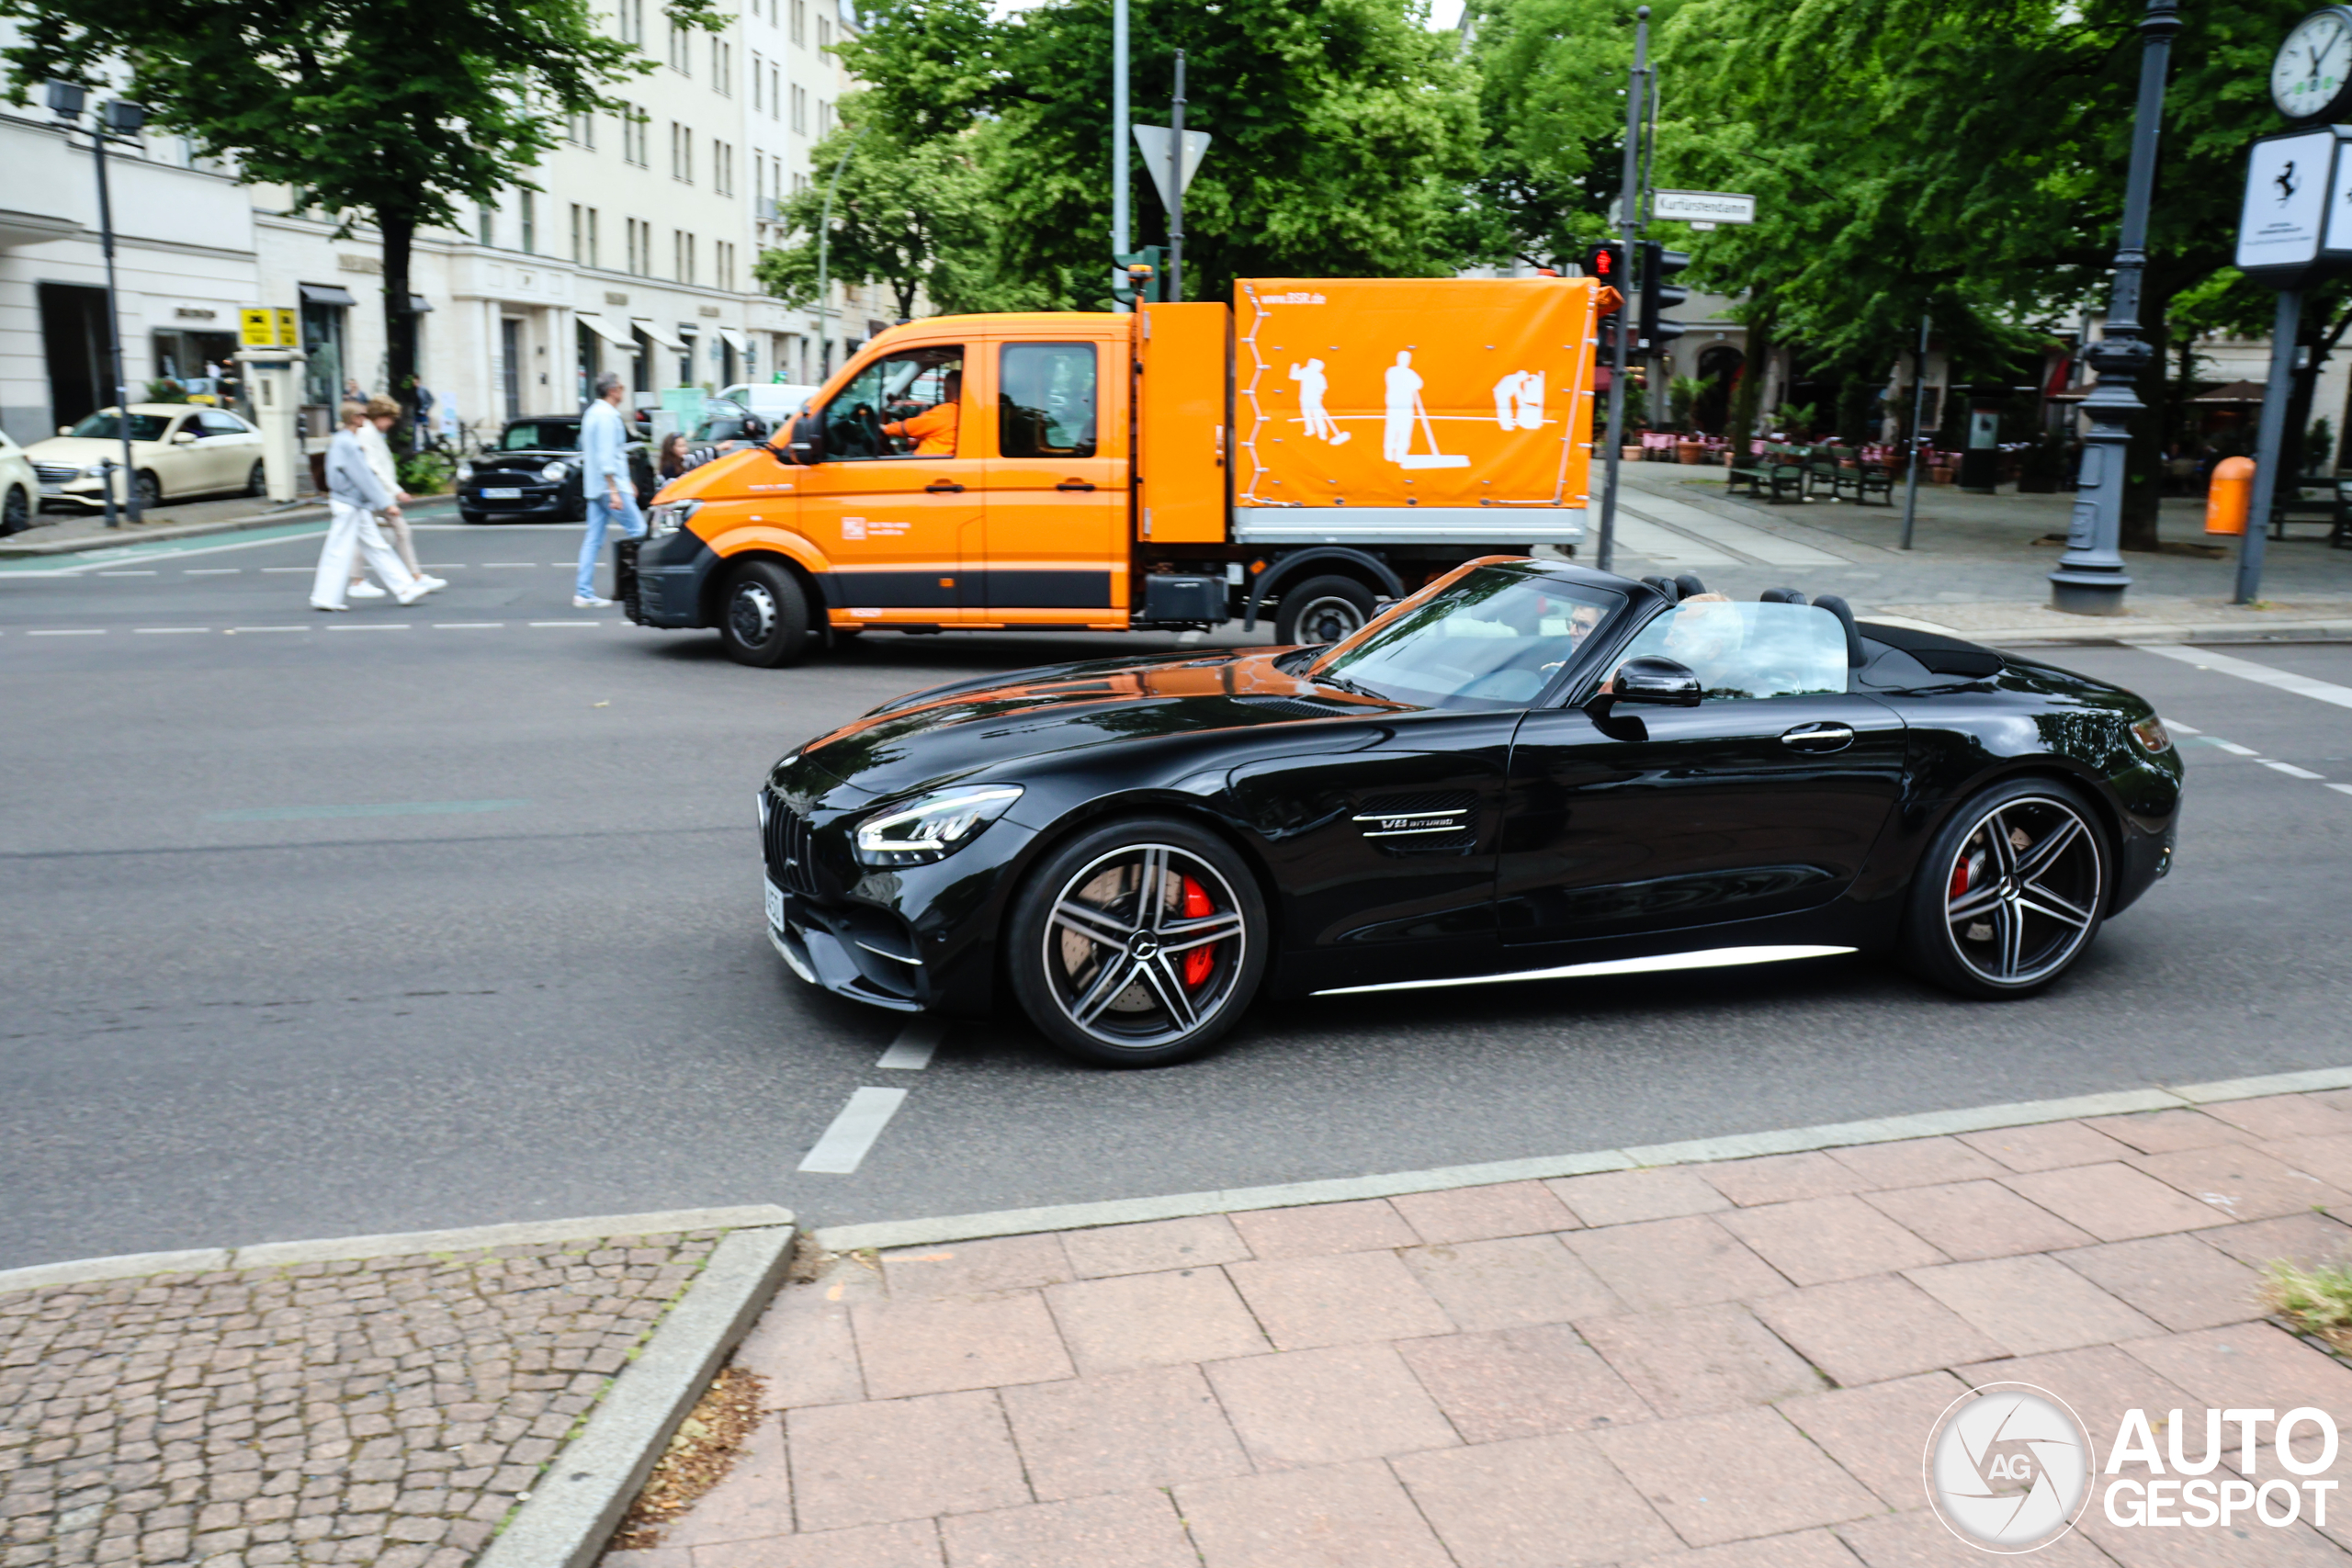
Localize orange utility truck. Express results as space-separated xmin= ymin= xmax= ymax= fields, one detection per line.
xmin=618 ymin=276 xmax=1612 ymax=666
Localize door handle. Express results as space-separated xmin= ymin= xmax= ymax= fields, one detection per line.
xmin=925 ymin=479 xmax=966 ymax=493
xmin=1056 ymin=478 xmax=1096 ymax=491
xmin=1781 ymin=723 xmax=1856 ymax=752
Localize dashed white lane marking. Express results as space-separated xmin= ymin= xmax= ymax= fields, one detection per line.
xmin=182 ymin=568 xmax=241 ymax=576
xmin=2162 ymin=717 xmax=2200 ymax=734
xmin=324 ymin=624 xmax=409 ymax=632
xmin=2135 ymin=642 xmax=2352 ymax=713
xmin=260 ymin=567 xmax=311 ymax=573
xmin=483 ymin=562 xmax=537 ymax=569
xmin=797 ymin=1087 xmax=910 ymax=1175
xmin=96 ymin=570 xmax=156 ymax=577
xmin=877 ymin=1019 xmax=946 ymax=1070
xmin=2333 ymin=784 xmax=2352 ymax=798
xmin=134 ymin=627 xmax=209 ymax=635
xmin=227 ymin=626 xmax=307 ymax=633
xmin=2203 ymin=739 xmax=2259 ymax=756
xmin=27 ymin=628 xmax=104 ymax=636
xmin=2265 ymin=761 xmax=2327 ymax=780
xmin=432 ymin=622 xmax=506 ymax=628
xmin=527 ymin=620 xmax=605 ymax=627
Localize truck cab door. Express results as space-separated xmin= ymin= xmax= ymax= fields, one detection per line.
xmin=795 ymin=341 xmax=984 ymax=626
xmin=978 ymin=338 xmax=1123 ymax=622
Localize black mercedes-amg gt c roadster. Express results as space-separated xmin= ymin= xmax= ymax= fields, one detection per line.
xmin=758 ymin=558 xmax=2182 ymax=1066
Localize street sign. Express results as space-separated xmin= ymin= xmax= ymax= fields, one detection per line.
xmin=2236 ymin=127 xmax=2343 ymax=283
xmin=1132 ymin=124 xmax=1211 ymax=214
xmin=1653 ymin=188 xmax=1757 ymax=225
xmin=239 ymin=308 xmax=297 ymax=347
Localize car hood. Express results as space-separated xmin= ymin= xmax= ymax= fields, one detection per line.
xmin=791 ymin=648 xmax=1416 ymax=798
xmin=27 ymin=437 xmax=168 ymax=464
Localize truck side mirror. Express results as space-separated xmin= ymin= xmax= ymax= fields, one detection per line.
xmin=780 ymin=411 xmax=823 ymax=466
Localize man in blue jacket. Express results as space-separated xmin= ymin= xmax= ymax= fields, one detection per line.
xmin=576 ymin=372 xmax=646 ymax=608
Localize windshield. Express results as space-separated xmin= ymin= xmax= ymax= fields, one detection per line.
xmin=69 ymin=412 xmax=173 ymax=443
xmin=1608 ymin=597 xmax=1850 ymax=701
xmin=1309 ymin=562 xmax=1623 ymax=709
xmin=501 ymin=421 xmax=580 ymax=451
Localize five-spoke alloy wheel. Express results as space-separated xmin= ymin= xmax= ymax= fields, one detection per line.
xmin=1009 ymin=817 xmax=1267 ymax=1066
xmin=1904 ymin=778 xmax=2107 ymax=997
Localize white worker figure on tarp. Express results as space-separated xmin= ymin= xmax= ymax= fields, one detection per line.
xmin=1288 ymin=358 xmax=1350 ymax=445
xmin=1383 ymin=351 xmax=1470 ymax=469
xmin=1492 ymin=369 xmax=1545 ymax=431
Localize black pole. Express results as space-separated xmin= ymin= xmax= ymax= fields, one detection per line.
xmin=1168 ymin=51 xmax=1185 ymax=305
xmin=2237 ymin=289 xmax=2301 ymax=603
xmin=2049 ymin=0 xmax=2177 ymax=615
xmin=1596 ymin=6 xmax=1648 ymax=574
xmin=92 ymin=125 xmax=139 ymax=525
xmin=1900 ymin=312 xmax=1930 ymax=549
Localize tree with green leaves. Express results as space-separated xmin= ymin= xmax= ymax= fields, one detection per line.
xmin=753 ymin=105 xmax=1006 ymax=321
xmin=2 ymin=0 xmax=719 ymax=447
xmin=836 ymin=0 xmax=1483 ymax=309
xmin=1657 ymin=0 xmax=2324 ymax=547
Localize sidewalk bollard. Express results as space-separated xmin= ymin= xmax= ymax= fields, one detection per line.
xmin=2204 ymin=455 xmax=2253 ymax=536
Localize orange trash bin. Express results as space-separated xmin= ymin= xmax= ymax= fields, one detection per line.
xmin=2205 ymin=456 xmax=2254 ymax=536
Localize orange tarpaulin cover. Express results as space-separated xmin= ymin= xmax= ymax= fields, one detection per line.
xmin=1234 ymin=276 xmax=1600 ymax=513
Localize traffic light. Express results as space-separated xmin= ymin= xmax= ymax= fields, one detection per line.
xmin=1639 ymin=242 xmax=1690 ymax=350
xmin=1587 ymin=243 xmax=1626 ymax=297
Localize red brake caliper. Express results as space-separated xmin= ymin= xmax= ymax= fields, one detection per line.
xmin=1181 ymin=876 xmax=1216 ymax=987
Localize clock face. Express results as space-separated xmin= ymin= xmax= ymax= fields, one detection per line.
xmin=2277 ymin=7 xmax=2352 ymax=120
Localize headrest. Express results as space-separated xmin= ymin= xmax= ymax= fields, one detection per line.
xmin=1759 ymin=587 xmax=1808 ymax=604
xmin=1810 ymin=594 xmax=1866 ymax=668
xmin=1672 ymin=574 xmax=1709 ymax=600
xmin=1640 ymin=575 xmax=1681 ymax=603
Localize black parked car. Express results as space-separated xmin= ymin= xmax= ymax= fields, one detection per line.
xmin=457 ymin=413 xmax=656 ymax=524
xmin=758 ymin=558 xmax=2184 ymax=1067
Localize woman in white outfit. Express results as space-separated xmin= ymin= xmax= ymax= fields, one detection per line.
xmin=311 ymin=402 xmax=430 ymax=611
xmin=348 ymin=394 xmax=444 ymax=598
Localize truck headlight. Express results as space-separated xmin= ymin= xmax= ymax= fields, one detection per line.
xmin=854 ymin=785 xmax=1023 ymax=866
xmin=648 ymin=499 xmax=701 ymax=538
xmin=540 ymin=459 xmax=571 ymax=482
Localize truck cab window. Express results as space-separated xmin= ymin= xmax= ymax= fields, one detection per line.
xmin=999 ymin=343 xmax=1097 ymax=458
xmin=822 ymin=346 xmax=963 ymax=460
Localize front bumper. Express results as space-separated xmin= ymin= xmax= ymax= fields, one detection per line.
xmin=623 ymin=526 xmax=719 ymax=627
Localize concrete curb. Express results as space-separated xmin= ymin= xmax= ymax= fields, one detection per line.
xmin=0 ymin=494 xmax=458 ymax=558
xmin=811 ymin=1063 xmax=2352 ymax=1254
xmin=0 ymin=1203 xmax=795 ymax=1295
xmin=474 ymin=1223 xmax=797 ymax=1568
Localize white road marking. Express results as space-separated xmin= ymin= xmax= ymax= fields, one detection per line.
xmin=527 ymin=620 xmax=605 ymax=627
xmin=484 ymin=562 xmax=537 ymax=569
xmin=96 ymin=570 xmax=156 ymax=577
xmin=432 ymin=622 xmax=506 ymax=628
xmin=182 ymin=568 xmax=241 ymax=575
xmin=877 ymin=1019 xmax=946 ymax=1070
xmin=1620 ymin=493 xmax=1849 ymax=566
xmin=324 ymin=624 xmax=410 ymax=632
xmin=261 ymin=567 xmax=311 ymax=573
xmin=797 ymin=1088 xmax=910 ymax=1174
xmin=2332 ymin=784 xmax=2352 ymax=797
xmin=2264 ymin=761 xmax=2326 ymax=780
xmin=2163 ymin=717 xmax=2200 ymax=734
xmin=2134 ymin=642 xmax=2352 ymax=713
xmin=226 ymin=626 xmax=308 ymax=633
xmin=26 ymin=628 xmax=105 ymax=636
xmin=2202 ymin=739 xmax=2259 ymax=756
xmin=133 ymin=627 xmax=210 ymax=635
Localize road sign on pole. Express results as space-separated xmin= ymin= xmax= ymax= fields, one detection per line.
xmin=1130 ymin=124 xmax=1210 ymax=215
xmin=1652 ymin=189 xmax=1758 ymax=225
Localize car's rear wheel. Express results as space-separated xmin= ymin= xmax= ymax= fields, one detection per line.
xmin=2 ymin=484 xmax=28 ymax=536
xmin=717 ymin=559 xmax=811 ymax=668
xmin=134 ymin=470 xmax=162 ymax=509
xmin=1902 ymin=777 xmax=2107 ymax=998
xmin=244 ymin=460 xmax=266 ymax=497
xmin=1007 ymin=816 xmax=1267 ymax=1067
xmin=1275 ymin=574 xmax=1375 ymax=647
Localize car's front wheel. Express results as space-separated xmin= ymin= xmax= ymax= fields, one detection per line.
xmin=717 ymin=559 xmax=811 ymax=668
xmin=1902 ymin=777 xmax=2108 ymax=998
xmin=1007 ymin=816 xmax=1268 ymax=1066
xmin=244 ymin=460 xmax=266 ymax=497
xmin=133 ymin=470 xmax=162 ymax=509
xmin=2 ymin=484 xmax=28 ymax=536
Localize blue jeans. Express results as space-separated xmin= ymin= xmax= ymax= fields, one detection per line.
xmin=578 ymin=488 xmax=646 ymax=600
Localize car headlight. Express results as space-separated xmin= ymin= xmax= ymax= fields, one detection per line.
xmin=2129 ymin=715 xmax=2172 ymax=755
xmin=456 ymin=461 xmax=474 ymax=481
xmin=540 ymin=459 xmax=571 ymax=483
xmin=82 ymin=464 xmax=106 ymax=479
xmin=648 ymin=499 xmax=701 ymax=538
xmin=854 ymin=785 xmax=1023 ymax=866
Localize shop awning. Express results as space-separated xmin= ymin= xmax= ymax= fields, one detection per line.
xmin=575 ymin=313 xmax=638 ymax=349
xmin=299 ymin=283 xmax=356 ymax=307
xmin=2189 ymin=380 xmax=2267 ymax=405
xmin=716 ymin=326 xmax=750 ymax=354
xmin=633 ymin=318 xmax=689 ymax=353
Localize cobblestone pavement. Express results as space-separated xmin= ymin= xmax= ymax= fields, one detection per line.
xmin=3 ymin=1229 xmax=721 ymax=1567
xmin=611 ymin=1090 xmax=2352 ymax=1567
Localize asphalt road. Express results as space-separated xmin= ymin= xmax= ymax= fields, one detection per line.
xmin=5 ymin=523 xmax=2350 ymax=1269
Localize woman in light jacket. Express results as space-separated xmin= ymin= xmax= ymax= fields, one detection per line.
xmin=347 ymin=394 xmax=442 ymax=597
xmin=311 ymin=402 xmax=427 ymax=611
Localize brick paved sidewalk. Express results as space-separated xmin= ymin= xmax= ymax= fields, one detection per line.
xmin=2 ymin=1226 xmax=724 ymax=1567
xmin=611 ymin=1091 xmax=2352 ymax=1567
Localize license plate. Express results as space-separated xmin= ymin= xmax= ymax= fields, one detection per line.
xmin=39 ymin=483 xmax=61 ymax=495
xmin=764 ymin=877 xmax=786 ymax=931
xmin=481 ymin=487 xmax=522 ymax=500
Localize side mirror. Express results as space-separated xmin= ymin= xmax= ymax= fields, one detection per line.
xmin=1598 ymin=655 xmax=1703 ymax=708
xmin=58 ymin=425 xmax=72 ymax=436
xmin=741 ymin=415 xmax=768 ymax=441
xmin=172 ymin=430 xmax=198 ymax=445
xmin=780 ymin=411 xmax=823 ymax=466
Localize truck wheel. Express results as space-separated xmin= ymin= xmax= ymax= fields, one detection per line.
xmin=718 ymin=559 xmax=811 ymax=668
xmin=1275 ymin=575 xmax=1376 ymax=647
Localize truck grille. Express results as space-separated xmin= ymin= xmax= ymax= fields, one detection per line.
xmin=764 ymin=795 xmax=820 ymax=896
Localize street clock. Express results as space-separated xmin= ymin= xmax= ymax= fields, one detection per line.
xmin=2275 ymin=6 xmax=2352 ymax=122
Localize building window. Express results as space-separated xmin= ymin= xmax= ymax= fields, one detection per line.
xmin=717 ymin=241 xmax=735 ymax=292
xmin=478 ymin=204 xmax=493 ymax=245
xmin=768 ymin=64 xmax=780 ymax=118
xmin=715 ymin=38 xmax=730 ymax=91
xmin=670 ymin=24 xmax=689 ymax=73
xmin=620 ymin=0 xmax=646 ymax=47
xmin=751 ymin=52 xmax=763 ymax=112
xmin=519 ymin=190 xmax=535 ymax=254
xmin=674 ymin=231 xmax=695 ymax=286
xmin=720 ymin=141 xmax=735 ymax=197
xmin=617 ymin=106 xmax=647 ymax=166
xmin=571 ymin=203 xmax=582 ymax=264
xmin=791 ymin=0 xmax=805 ymax=45
xmin=791 ymin=84 xmax=806 ymax=135
xmin=818 ymin=14 xmax=831 ymax=50
xmin=628 ymin=218 xmax=650 ymax=276
xmin=818 ymin=98 xmax=832 ymax=135
xmin=671 ymin=122 xmax=694 ymax=183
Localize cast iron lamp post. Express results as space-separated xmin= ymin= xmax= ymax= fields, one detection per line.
xmin=2049 ymin=0 xmax=2180 ymax=615
xmin=47 ymin=82 xmax=149 ymax=527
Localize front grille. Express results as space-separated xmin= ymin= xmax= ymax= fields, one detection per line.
xmin=33 ymin=463 xmax=79 ymax=483
xmin=764 ymin=794 xmax=820 ymax=896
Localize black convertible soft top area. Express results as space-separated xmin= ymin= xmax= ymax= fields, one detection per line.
xmin=1858 ymin=622 xmax=2007 ymax=680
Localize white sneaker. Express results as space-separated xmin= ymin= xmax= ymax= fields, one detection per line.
xmin=415 ymin=575 xmax=448 ymax=592
xmin=311 ymin=602 xmax=347 ymax=612
xmin=394 ymin=583 xmax=431 ymax=607
xmin=573 ymin=594 xmax=614 ymax=608
xmin=347 ymin=581 xmax=388 ymax=599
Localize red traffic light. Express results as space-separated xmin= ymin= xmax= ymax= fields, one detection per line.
xmin=1588 ymin=244 xmax=1627 ymax=308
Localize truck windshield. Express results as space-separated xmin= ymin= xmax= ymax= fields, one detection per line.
xmin=1309 ymin=563 xmax=1621 ymax=710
